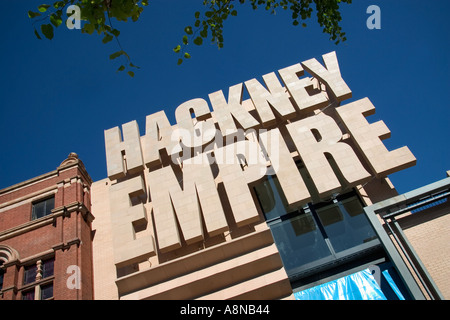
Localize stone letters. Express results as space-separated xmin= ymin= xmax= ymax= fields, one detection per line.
xmin=336 ymin=97 xmax=416 ymax=177
xmin=104 ymin=51 xmax=416 ymax=266
xmin=109 ymin=175 xmax=155 ymax=267
xmin=286 ymin=112 xmax=371 ymax=197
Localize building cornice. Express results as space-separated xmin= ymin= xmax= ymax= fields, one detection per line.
xmin=0 ymin=152 xmax=92 ymax=196
xmin=0 ymin=185 xmax=58 ymax=212
xmin=0 ymin=201 xmax=94 ymax=242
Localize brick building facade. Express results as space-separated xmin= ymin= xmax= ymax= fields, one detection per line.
xmin=0 ymin=153 xmax=94 ymax=300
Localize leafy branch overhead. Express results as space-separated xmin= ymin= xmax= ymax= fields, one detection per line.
xmin=28 ymin=0 xmax=148 ymax=77
xmin=175 ymin=0 xmax=352 ymax=65
xmin=28 ymin=0 xmax=351 ymax=74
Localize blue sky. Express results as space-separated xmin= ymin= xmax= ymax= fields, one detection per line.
xmin=0 ymin=0 xmax=449 ymax=195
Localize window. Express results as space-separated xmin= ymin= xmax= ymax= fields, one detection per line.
xmin=21 ymin=258 xmax=55 ymax=300
xmin=268 ymin=210 xmax=332 ymax=271
xmin=23 ymin=264 xmax=37 ymax=285
xmin=254 ymin=175 xmax=291 ymax=221
xmin=254 ymin=175 xmax=380 ymax=280
xmin=40 ymin=283 xmax=54 ymax=300
xmin=22 ymin=289 xmax=35 ymax=300
xmin=314 ymin=196 xmax=378 ymax=253
xmin=31 ymin=197 xmax=55 ymax=220
xmin=42 ymin=258 xmax=54 ymax=278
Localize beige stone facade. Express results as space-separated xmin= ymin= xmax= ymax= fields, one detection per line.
xmin=91 ymin=177 xmax=294 ymax=300
xmin=89 ymin=51 xmax=428 ymax=300
xmin=402 ymin=209 xmax=450 ymax=299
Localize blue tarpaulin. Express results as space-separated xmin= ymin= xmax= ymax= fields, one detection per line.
xmin=294 ymin=268 xmax=387 ymax=300
xmin=382 ymin=269 xmax=405 ymax=300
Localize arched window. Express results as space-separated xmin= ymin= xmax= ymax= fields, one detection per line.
xmin=0 ymin=245 xmax=19 ymax=266
xmin=0 ymin=245 xmax=19 ymax=293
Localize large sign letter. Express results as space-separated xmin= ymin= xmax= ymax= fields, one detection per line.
xmin=209 ymin=83 xmax=260 ymax=136
xmin=286 ymin=113 xmax=371 ymax=197
xmin=336 ymin=98 xmax=416 ymax=177
xmin=110 ymin=175 xmax=155 ymax=268
xmin=147 ymin=154 xmax=228 ymax=253
xmin=301 ymin=51 xmax=352 ymax=102
xmin=105 ymin=120 xmax=144 ymax=180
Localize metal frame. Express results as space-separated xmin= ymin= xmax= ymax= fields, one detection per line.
xmin=363 ymin=175 xmax=450 ymax=300
xmin=266 ymin=190 xmax=383 ymax=284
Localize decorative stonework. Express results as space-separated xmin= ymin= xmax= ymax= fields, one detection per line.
xmin=59 ymin=152 xmax=79 ymax=167
xmin=0 ymin=244 xmax=19 ymax=267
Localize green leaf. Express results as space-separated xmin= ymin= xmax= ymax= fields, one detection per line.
xmin=34 ymin=28 xmax=42 ymax=40
xmin=83 ymin=23 xmax=95 ymax=35
xmin=127 ymin=71 xmax=135 ymax=77
xmin=50 ymin=13 xmax=63 ymax=27
xmin=183 ymin=35 xmax=188 ymax=45
xmin=117 ymin=65 xmax=125 ymax=72
xmin=177 ymin=58 xmax=183 ymax=65
xmin=193 ymin=36 xmax=203 ymax=46
xmin=184 ymin=52 xmax=191 ymax=59
xmin=195 ymin=11 xmax=200 ymax=19
xmin=142 ymin=0 xmax=149 ymax=6
xmin=111 ymin=29 xmax=120 ymax=37
xmin=28 ymin=11 xmax=41 ymax=19
xmin=38 ymin=4 xmax=51 ymax=12
xmin=231 ymin=10 xmax=238 ymax=16
xmin=102 ymin=33 xmax=114 ymax=44
xmin=109 ymin=50 xmax=125 ymax=60
xmin=184 ymin=26 xmax=193 ymax=35
xmin=173 ymin=45 xmax=181 ymax=53
xmin=131 ymin=12 xmax=140 ymax=22
xmin=41 ymin=24 xmax=54 ymax=40
xmin=53 ymin=1 xmax=65 ymax=9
